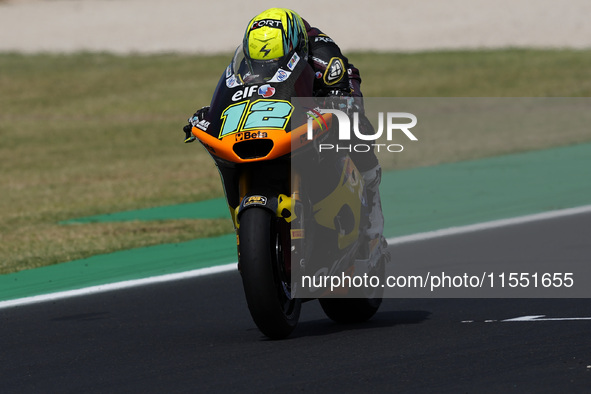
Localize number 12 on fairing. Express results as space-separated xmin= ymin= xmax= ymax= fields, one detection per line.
xmin=219 ymin=99 xmax=293 ymax=138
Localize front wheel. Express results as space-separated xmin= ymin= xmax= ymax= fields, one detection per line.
xmin=239 ymin=207 xmax=301 ymax=339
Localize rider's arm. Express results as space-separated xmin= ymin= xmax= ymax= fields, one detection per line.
xmin=304 ymin=20 xmax=363 ymax=96
xmin=307 ymin=31 xmax=352 ymax=97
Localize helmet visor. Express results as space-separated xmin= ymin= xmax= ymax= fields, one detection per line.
xmin=233 ymin=44 xmax=292 ymax=84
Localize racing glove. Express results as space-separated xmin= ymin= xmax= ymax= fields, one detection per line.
xmin=183 ymin=106 xmax=210 ymax=143
xmin=319 ymin=89 xmax=356 ymax=115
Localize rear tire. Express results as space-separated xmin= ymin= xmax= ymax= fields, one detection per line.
xmin=239 ymin=208 xmax=301 ymax=339
xmin=319 ymin=253 xmax=386 ymax=324
xmin=319 ymin=297 xmax=382 ymax=324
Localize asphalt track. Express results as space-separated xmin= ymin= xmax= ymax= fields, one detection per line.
xmin=2 ymin=212 xmax=590 ymax=393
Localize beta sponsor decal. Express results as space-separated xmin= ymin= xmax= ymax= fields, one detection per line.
xmin=235 ymin=130 xmax=268 ymax=141
xmin=324 ymin=57 xmax=345 ymax=85
xmin=315 ymin=71 xmax=323 ymax=79
xmin=244 ymin=195 xmax=267 ymax=206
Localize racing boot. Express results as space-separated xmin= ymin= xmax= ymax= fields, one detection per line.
xmin=357 ymin=164 xmax=389 ymax=267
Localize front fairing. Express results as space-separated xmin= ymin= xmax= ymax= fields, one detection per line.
xmin=192 ymin=47 xmax=316 ymax=164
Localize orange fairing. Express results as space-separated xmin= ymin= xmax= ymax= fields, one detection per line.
xmin=192 ymin=113 xmax=332 ymax=163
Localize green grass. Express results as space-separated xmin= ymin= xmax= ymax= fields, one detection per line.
xmin=352 ymin=49 xmax=591 ymax=97
xmin=1 ymin=49 xmax=590 ymax=274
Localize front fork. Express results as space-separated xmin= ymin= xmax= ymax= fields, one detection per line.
xmin=233 ymin=168 xmax=304 ymax=277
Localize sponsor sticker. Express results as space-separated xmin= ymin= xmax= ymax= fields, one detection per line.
xmin=231 ymin=84 xmax=276 ymax=100
xmin=290 ymin=229 xmax=305 ymax=239
xmin=314 ymin=35 xmax=334 ymax=43
xmin=244 ymin=195 xmax=267 ymax=206
xmin=287 ymin=52 xmax=300 ymax=71
xmin=235 ymin=130 xmax=268 ymax=141
xmin=232 ymin=85 xmax=259 ymax=101
xmin=312 ymin=56 xmax=328 ymax=66
xmin=268 ymin=69 xmax=291 ymax=83
xmin=258 ymin=84 xmax=276 ymax=98
xmin=251 ymin=19 xmax=282 ymax=30
xmin=226 ymin=74 xmax=241 ymax=88
xmin=195 ymin=119 xmax=210 ymax=131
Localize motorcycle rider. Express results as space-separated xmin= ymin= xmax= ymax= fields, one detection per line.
xmin=184 ymin=8 xmax=386 ymax=263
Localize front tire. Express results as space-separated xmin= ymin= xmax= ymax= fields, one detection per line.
xmin=239 ymin=208 xmax=301 ymax=339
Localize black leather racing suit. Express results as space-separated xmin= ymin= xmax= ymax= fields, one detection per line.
xmin=304 ymin=21 xmax=379 ymax=172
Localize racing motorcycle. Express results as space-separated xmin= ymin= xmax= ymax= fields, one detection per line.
xmin=189 ymin=46 xmax=385 ymax=339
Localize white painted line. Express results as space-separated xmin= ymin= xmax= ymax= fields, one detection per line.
xmin=0 ymin=263 xmax=236 ymax=310
xmin=502 ymin=315 xmax=591 ymax=322
xmin=1 ymin=204 xmax=591 ymax=310
xmin=386 ymin=204 xmax=591 ymax=245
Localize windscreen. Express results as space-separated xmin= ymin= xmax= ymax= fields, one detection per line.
xmin=232 ymin=44 xmax=296 ymax=85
